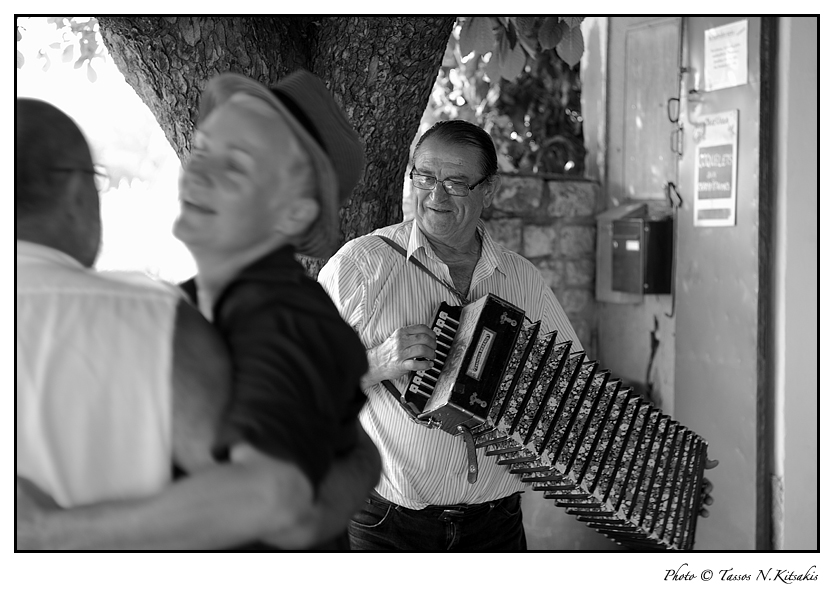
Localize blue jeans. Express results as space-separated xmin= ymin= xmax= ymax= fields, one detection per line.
xmin=348 ymin=491 xmax=527 ymax=551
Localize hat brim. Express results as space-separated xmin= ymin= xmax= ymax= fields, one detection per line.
xmin=199 ymin=73 xmax=340 ymax=259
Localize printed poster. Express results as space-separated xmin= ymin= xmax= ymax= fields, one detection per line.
xmin=704 ymin=20 xmax=748 ymax=92
xmin=693 ymin=110 xmax=739 ymax=227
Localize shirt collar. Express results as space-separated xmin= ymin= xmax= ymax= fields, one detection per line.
xmin=17 ymin=240 xmax=86 ymax=271
xmin=477 ymin=222 xmax=506 ymax=277
xmin=405 ymin=220 xmax=507 ymax=277
xmin=230 ymin=244 xmax=302 ymax=285
xmin=406 ymin=220 xmax=432 ymax=260
xmin=205 ymin=244 xmax=303 ymax=318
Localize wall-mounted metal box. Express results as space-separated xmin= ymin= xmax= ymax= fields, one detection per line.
xmin=611 ymin=212 xmax=673 ymax=294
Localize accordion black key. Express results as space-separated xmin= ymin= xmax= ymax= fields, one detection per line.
xmin=402 ymin=294 xmax=709 ymax=551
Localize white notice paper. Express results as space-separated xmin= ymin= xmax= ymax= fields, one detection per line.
xmin=704 ymin=20 xmax=748 ymax=92
xmin=693 ymin=110 xmax=739 ymax=227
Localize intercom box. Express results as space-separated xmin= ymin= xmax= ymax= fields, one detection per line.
xmin=611 ymin=214 xmax=673 ymax=295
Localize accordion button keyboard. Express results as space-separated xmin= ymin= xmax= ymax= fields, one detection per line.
xmin=407 ymin=309 xmax=460 ymax=398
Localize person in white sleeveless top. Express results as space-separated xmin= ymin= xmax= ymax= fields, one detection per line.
xmin=15 ymin=98 xmax=378 ymax=549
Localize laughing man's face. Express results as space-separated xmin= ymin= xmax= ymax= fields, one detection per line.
xmin=411 ymin=138 xmax=492 ymax=248
xmin=174 ymin=93 xmax=312 ymax=256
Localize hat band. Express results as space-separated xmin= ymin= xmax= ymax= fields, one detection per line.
xmin=271 ymin=89 xmax=325 ymax=150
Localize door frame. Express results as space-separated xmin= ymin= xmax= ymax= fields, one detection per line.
xmin=756 ymin=15 xmax=778 ymax=552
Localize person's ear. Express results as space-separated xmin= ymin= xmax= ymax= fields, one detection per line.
xmin=65 ymin=172 xmax=102 ymax=267
xmin=274 ymin=197 xmax=320 ymax=238
xmin=481 ymin=175 xmax=500 ymax=209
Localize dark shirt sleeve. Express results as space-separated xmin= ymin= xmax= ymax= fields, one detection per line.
xmin=213 ymin=277 xmax=368 ymax=488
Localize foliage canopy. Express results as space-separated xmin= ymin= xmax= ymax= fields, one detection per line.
xmin=422 ymin=17 xmax=585 ymax=175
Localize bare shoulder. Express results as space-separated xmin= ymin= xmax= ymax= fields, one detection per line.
xmin=171 ymin=299 xmax=232 ymax=473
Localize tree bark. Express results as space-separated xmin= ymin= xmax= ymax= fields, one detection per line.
xmin=97 ymin=16 xmax=454 ymax=264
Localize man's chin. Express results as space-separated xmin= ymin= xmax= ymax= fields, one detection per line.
xmin=172 ymin=216 xmax=203 ymax=250
xmin=416 ymin=214 xmax=453 ymax=234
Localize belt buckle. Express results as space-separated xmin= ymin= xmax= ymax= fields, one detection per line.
xmin=439 ymin=508 xmax=465 ymax=521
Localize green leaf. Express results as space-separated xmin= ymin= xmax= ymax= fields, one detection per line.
xmin=17 ymin=49 xmax=25 ymax=69
xmin=62 ymin=45 xmax=74 ymax=63
xmin=499 ymin=41 xmax=527 ymax=81
xmin=515 ymin=27 xmax=539 ymax=59
xmin=556 ymin=24 xmax=584 ymax=67
xmin=86 ymin=62 xmax=97 ymax=83
xmin=74 ymin=56 xmax=85 ymax=69
xmin=538 ymin=17 xmax=563 ymax=50
xmin=514 ymin=17 xmax=537 ymax=36
xmin=468 ymin=17 xmax=496 ymax=55
xmin=560 ymin=17 xmax=584 ymax=29
xmin=79 ymin=29 xmax=100 ymax=58
xmin=483 ymin=50 xmax=502 ymax=83
xmin=458 ymin=18 xmax=474 ymax=58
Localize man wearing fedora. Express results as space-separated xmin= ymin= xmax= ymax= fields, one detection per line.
xmin=17 ymin=71 xmax=380 ymax=550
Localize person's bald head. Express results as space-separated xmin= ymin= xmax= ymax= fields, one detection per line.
xmin=16 ymin=98 xmax=101 ymax=267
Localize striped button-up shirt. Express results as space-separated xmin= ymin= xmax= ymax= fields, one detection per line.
xmin=318 ymin=219 xmax=582 ymax=508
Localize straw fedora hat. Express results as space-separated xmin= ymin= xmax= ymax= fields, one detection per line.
xmin=198 ymin=71 xmax=365 ymax=259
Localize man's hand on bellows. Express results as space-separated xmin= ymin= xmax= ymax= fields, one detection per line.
xmin=365 ymin=324 xmax=437 ymax=386
xmin=699 ymin=458 xmax=719 ymax=518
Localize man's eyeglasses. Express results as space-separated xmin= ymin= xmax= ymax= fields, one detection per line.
xmin=48 ymin=165 xmax=111 ymax=192
xmin=409 ymin=168 xmax=488 ymax=197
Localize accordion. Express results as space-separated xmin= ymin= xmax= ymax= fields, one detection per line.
xmin=402 ymin=294 xmax=709 ymax=551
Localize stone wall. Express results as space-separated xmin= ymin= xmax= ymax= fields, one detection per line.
xmin=482 ymin=174 xmax=599 ymax=359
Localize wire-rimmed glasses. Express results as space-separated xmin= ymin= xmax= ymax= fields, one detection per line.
xmin=409 ymin=168 xmax=488 ymax=197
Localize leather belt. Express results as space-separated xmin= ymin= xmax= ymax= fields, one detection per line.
xmin=369 ymin=490 xmax=520 ymax=522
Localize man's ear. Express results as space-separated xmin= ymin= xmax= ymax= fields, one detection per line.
xmin=66 ymin=172 xmax=102 ymax=267
xmin=481 ymin=175 xmax=500 ymax=209
xmin=274 ymin=197 xmax=320 ymax=238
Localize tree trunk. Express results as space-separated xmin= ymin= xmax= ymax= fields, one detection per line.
xmin=96 ymin=16 xmax=453 ymax=269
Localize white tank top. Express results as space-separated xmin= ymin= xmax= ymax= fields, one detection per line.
xmin=16 ymin=241 xmax=179 ymax=506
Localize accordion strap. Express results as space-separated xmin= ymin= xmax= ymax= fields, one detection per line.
xmin=378 ymin=235 xmax=469 ymax=305
xmin=457 ymin=425 xmax=479 ymax=483
xmin=381 ymin=379 xmax=437 ymax=428
xmin=380 ymin=383 xmax=479 ymax=483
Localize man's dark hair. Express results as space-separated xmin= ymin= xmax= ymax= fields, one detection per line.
xmin=16 ymin=98 xmax=93 ymax=216
xmin=413 ymin=119 xmax=499 ymax=179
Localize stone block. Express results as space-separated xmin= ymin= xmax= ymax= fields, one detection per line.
xmin=546 ymin=180 xmax=599 ymax=217
xmin=534 ymin=259 xmax=565 ymax=291
xmin=523 ymin=224 xmax=558 ymax=258
xmin=559 ymin=225 xmax=596 ymax=257
xmin=556 ymin=288 xmax=593 ymax=314
xmin=565 ymin=259 xmax=595 ymax=287
xmin=493 ymin=176 xmax=542 ymax=214
xmin=484 ymin=218 xmax=522 ymax=253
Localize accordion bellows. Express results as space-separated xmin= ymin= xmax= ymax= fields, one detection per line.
xmin=403 ymin=294 xmax=709 ymax=551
